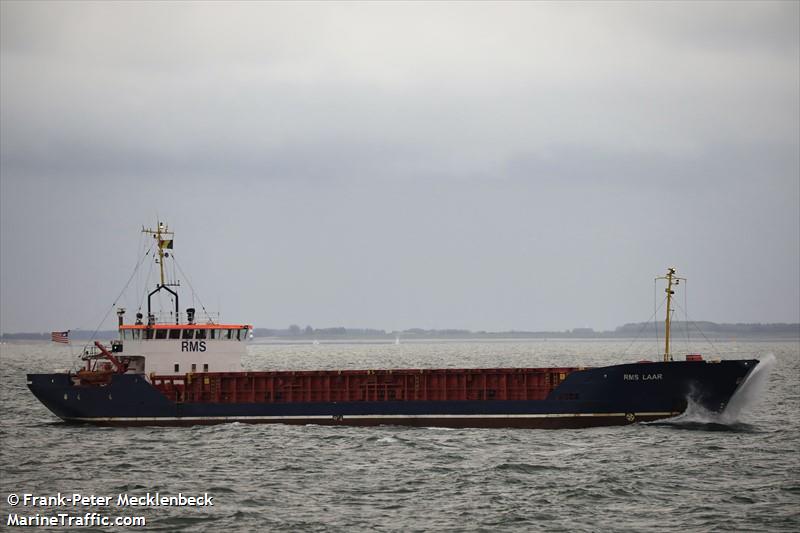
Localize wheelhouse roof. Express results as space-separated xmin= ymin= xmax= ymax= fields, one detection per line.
xmin=119 ymin=324 xmax=252 ymax=330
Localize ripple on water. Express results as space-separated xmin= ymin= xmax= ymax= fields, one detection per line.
xmin=1 ymin=341 xmax=798 ymax=532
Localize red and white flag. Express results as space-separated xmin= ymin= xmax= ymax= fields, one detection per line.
xmin=51 ymin=331 xmax=69 ymax=344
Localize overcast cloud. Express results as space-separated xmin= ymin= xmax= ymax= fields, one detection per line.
xmin=1 ymin=1 xmax=798 ymax=333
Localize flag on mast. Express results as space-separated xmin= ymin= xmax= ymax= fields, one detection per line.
xmin=51 ymin=331 xmax=69 ymax=344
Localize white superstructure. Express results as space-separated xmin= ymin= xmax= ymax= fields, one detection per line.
xmin=118 ymin=323 xmax=250 ymax=375
xmin=100 ymin=221 xmax=252 ymax=376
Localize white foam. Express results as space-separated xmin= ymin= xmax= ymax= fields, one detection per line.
xmin=720 ymin=352 xmax=776 ymax=423
xmin=668 ymin=353 xmax=776 ymax=425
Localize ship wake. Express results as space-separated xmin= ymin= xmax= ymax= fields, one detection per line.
xmin=654 ymin=353 xmax=776 ymax=431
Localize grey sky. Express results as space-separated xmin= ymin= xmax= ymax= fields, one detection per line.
xmin=1 ymin=1 xmax=798 ymax=333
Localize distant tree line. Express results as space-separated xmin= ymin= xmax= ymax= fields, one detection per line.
xmin=0 ymin=330 xmax=119 ymax=341
xmin=250 ymin=322 xmax=799 ymax=339
xmin=3 ymin=322 xmax=798 ymax=341
xmin=613 ymin=321 xmax=800 ymax=336
xmin=255 ymin=326 xmax=389 ymax=338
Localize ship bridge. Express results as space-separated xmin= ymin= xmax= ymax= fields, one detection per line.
xmin=115 ymin=315 xmax=252 ymax=375
xmin=107 ymin=221 xmax=253 ymax=376
xmin=119 ymin=323 xmax=251 ymax=342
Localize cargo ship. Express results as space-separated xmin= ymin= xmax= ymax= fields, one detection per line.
xmin=27 ymin=222 xmax=758 ymax=428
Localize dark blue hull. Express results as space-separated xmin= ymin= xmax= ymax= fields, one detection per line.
xmin=27 ymin=360 xmax=758 ymax=428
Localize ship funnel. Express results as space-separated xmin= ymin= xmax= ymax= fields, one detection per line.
xmin=187 ymin=308 xmax=196 ymax=325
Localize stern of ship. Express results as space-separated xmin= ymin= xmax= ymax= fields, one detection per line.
xmin=27 ymin=372 xmax=178 ymax=423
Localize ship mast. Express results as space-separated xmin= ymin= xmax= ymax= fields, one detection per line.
xmin=142 ymin=221 xmax=174 ymax=286
xmin=142 ymin=221 xmax=179 ymax=324
xmin=656 ymin=267 xmax=685 ymax=362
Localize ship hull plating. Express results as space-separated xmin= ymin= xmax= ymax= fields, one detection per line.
xmin=27 ymin=360 xmax=757 ymax=429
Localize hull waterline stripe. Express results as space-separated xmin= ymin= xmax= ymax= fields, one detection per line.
xmin=68 ymin=412 xmax=677 ymax=423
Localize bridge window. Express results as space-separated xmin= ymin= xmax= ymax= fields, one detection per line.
xmin=226 ymin=329 xmax=233 ymax=340
xmin=203 ymin=363 xmax=209 ymax=372
xmin=182 ymin=329 xmax=194 ymax=339
xmin=196 ymin=329 xmax=206 ymax=339
xmin=174 ymin=363 xmax=180 ymax=373
xmin=209 ymin=329 xmax=217 ymax=339
xmin=132 ymin=330 xmax=141 ymax=340
xmin=169 ymin=329 xmax=180 ymax=339
xmin=144 ymin=329 xmax=154 ymax=340
xmin=191 ymin=363 xmax=196 ymax=372
xmin=241 ymin=327 xmax=249 ymax=340
xmin=155 ymin=329 xmax=168 ymax=339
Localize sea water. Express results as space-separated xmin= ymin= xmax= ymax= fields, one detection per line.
xmin=1 ymin=340 xmax=798 ymax=532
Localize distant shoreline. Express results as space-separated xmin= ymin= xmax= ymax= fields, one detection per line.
xmin=3 ymin=322 xmax=798 ymax=342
